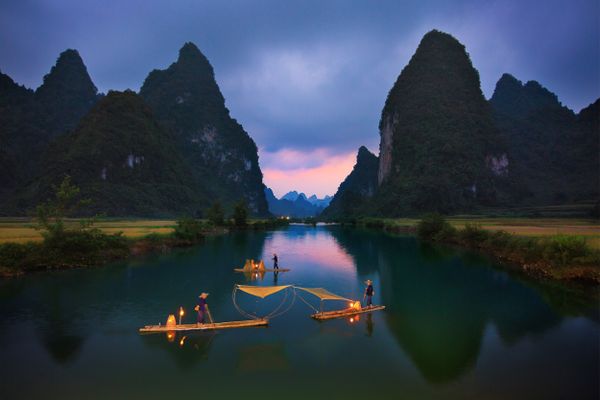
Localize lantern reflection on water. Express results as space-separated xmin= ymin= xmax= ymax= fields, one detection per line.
xmin=166 ymin=331 xmax=176 ymax=342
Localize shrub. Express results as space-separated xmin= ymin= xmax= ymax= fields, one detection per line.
xmin=417 ymin=213 xmax=454 ymax=241
xmin=233 ymin=200 xmax=248 ymax=227
xmin=434 ymin=223 xmax=457 ymax=241
xmin=174 ymin=217 xmax=205 ymax=241
xmin=206 ymin=202 xmax=225 ymax=226
xmin=541 ymin=235 xmax=591 ymax=266
xmin=458 ymin=223 xmax=489 ymax=244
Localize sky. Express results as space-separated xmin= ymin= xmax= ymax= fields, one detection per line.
xmin=1 ymin=0 xmax=598 ymax=198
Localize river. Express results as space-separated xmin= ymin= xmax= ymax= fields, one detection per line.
xmin=0 ymin=224 xmax=597 ymax=399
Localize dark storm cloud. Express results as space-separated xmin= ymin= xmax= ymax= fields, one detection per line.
xmin=1 ymin=0 xmax=598 ymax=195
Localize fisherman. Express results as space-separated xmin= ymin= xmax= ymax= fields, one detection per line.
xmin=363 ymin=280 xmax=374 ymax=308
xmin=195 ymin=292 xmax=209 ymax=325
xmin=272 ymin=253 xmax=279 ymax=270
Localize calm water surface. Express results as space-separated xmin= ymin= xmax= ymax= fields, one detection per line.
xmin=0 ymin=225 xmax=598 ymax=399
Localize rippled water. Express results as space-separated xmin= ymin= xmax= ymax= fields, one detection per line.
xmin=0 ymin=225 xmax=598 ymax=399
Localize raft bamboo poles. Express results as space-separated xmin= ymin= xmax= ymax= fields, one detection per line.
xmin=311 ymin=305 xmax=386 ymax=320
xmin=139 ymin=318 xmax=269 ymax=333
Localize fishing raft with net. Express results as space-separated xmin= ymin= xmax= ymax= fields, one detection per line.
xmin=139 ymin=284 xmax=385 ymax=333
xmin=295 ymin=287 xmax=386 ymax=320
xmin=139 ymin=285 xmax=295 ymax=333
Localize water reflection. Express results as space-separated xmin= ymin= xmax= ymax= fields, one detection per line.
xmin=327 ymin=227 xmax=593 ymax=384
xmin=141 ymin=332 xmax=216 ymax=369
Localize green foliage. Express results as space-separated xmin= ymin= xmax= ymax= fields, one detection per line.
xmin=233 ymin=200 xmax=248 ymax=226
xmin=173 ymin=217 xmax=205 ymax=241
xmin=374 ymin=30 xmax=502 ymax=216
xmin=417 ymin=213 xmax=456 ymax=241
xmin=35 ymin=175 xmax=91 ymax=236
xmin=490 ymin=75 xmax=599 ymax=206
xmin=22 ymin=91 xmax=207 ymax=217
xmin=0 ymin=176 xmax=130 ymax=273
xmin=457 ymin=223 xmax=489 ymax=244
xmin=206 ymin=201 xmax=225 ymax=226
xmin=541 ymin=235 xmax=592 ymax=266
xmin=249 ymin=218 xmax=290 ymax=230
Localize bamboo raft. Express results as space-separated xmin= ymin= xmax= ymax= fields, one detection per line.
xmin=311 ymin=305 xmax=386 ymax=320
xmin=139 ymin=318 xmax=268 ymax=333
xmin=234 ymin=268 xmax=290 ymax=273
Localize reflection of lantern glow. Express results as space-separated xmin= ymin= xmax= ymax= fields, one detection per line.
xmin=350 ymin=317 xmax=354 ymax=323
xmin=179 ymin=336 xmax=187 ymax=347
xmin=167 ymin=331 xmax=175 ymax=342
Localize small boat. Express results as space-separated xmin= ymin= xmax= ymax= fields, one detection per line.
xmin=139 ymin=318 xmax=268 ymax=333
xmin=233 ymin=268 xmax=290 ymax=273
xmin=234 ymin=259 xmax=290 ymax=273
xmin=295 ymin=287 xmax=386 ymax=321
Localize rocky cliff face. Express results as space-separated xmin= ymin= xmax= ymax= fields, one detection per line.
xmin=490 ymin=74 xmax=598 ymax=204
xmin=374 ymin=30 xmax=503 ymax=215
xmin=140 ymin=42 xmax=268 ymax=215
xmin=322 ymin=146 xmax=379 ymax=218
xmin=15 ymin=91 xmax=203 ymax=216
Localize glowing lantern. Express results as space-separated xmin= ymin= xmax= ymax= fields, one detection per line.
xmin=348 ymin=301 xmax=361 ymax=310
xmin=166 ymin=314 xmax=177 ymax=327
xmin=179 ymin=307 xmax=185 ymax=325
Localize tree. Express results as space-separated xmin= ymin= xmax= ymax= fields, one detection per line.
xmin=206 ymin=201 xmax=224 ymax=226
xmin=36 ymin=175 xmax=92 ymax=239
xmin=233 ymin=200 xmax=248 ymax=227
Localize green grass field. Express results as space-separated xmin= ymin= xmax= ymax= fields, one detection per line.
xmin=0 ymin=219 xmax=177 ymax=244
xmin=0 ymin=217 xmax=598 ymax=248
xmin=373 ymin=217 xmax=600 ymax=249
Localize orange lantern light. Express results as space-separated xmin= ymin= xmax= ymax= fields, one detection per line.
xmin=179 ymin=307 xmax=185 ymax=325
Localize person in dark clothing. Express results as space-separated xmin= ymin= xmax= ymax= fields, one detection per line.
xmin=364 ymin=280 xmax=374 ymax=307
xmin=272 ymin=253 xmax=279 ymax=270
xmin=195 ymin=292 xmax=209 ymax=324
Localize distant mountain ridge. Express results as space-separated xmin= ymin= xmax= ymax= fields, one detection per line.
xmin=265 ymin=188 xmax=331 ymax=217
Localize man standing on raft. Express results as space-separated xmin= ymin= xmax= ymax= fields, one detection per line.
xmin=195 ymin=292 xmax=209 ymax=325
xmin=272 ymin=253 xmax=279 ymax=270
xmin=363 ymin=280 xmax=374 ymax=308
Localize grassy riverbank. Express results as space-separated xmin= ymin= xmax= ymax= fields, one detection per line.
xmin=343 ymin=215 xmax=599 ymax=284
xmin=416 ymin=215 xmax=599 ymax=284
xmin=0 ymin=217 xmax=287 ymax=277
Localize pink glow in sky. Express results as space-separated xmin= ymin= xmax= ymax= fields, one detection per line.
xmin=260 ymin=148 xmax=359 ymax=198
